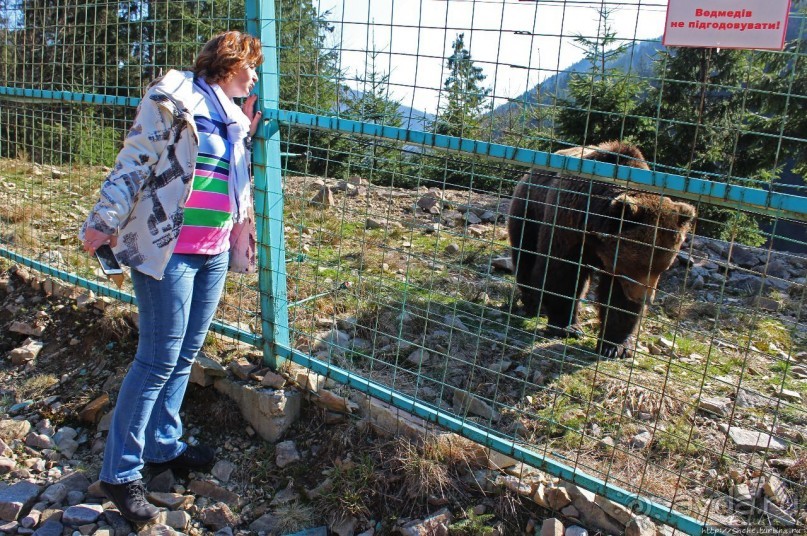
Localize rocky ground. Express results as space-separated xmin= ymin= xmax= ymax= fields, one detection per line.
xmin=0 ymin=163 xmax=806 ymax=535
xmin=0 ymin=259 xmax=668 ymax=536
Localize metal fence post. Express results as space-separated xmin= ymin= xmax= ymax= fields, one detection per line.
xmin=246 ymin=0 xmax=290 ymax=369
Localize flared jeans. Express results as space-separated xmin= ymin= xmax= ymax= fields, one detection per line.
xmin=100 ymin=251 xmax=228 ymax=484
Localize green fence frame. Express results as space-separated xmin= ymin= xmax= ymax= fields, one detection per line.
xmin=2 ymin=1 xmax=806 ymax=534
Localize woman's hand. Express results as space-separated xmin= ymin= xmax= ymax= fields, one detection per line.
xmin=83 ymin=228 xmax=117 ymax=254
xmin=242 ymin=94 xmax=262 ymax=137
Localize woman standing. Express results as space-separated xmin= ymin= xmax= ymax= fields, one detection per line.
xmin=80 ymin=31 xmax=263 ymax=522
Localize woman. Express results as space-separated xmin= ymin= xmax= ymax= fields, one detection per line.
xmin=80 ymin=31 xmax=263 ymax=522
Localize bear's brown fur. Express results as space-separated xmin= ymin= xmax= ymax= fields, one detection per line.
xmin=508 ymin=141 xmax=696 ymax=358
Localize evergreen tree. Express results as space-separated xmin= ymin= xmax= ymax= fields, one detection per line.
xmin=335 ymin=48 xmax=404 ymax=185
xmin=636 ymin=47 xmax=767 ymax=245
xmin=432 ymin=32 xmax=489 ymax=137
xmin=275 ymin=0 xmax=340 ymax=176
xmin=428 ymin=33 xmax=492 ymax=189
xmin=555 ymin=7 xmax=652 ymax=144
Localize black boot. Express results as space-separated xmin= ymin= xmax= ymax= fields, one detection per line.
xmin=100 ymin=479 xmax=159 ymax=522
xmin=147 ymin=444 xmax=215 ymax=471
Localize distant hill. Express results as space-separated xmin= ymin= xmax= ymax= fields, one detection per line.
xmin=492 ymin=39 xmax=665 ymax=120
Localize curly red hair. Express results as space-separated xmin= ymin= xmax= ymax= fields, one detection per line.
xmin=193 ymin=31 xmax=263 ymax=83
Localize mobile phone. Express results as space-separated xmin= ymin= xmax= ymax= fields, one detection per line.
xmin=95 ymin=244 xmax=123 ymax=275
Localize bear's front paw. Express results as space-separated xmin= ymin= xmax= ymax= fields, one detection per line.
xmin=598 ymin=340 xmax=633 ymax=359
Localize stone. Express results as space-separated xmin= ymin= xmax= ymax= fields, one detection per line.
xmin=465 ymin=211 xmax=482 ymax=224
xmin=147 ymin=492 xmax=194 ymax=511
xmin=52 ymin=427 xmax=77 ymax=445
xmin=188 ymin=480 xmax=240 ymax=507
xmin=495 ymin=475 xmax=532 ymax=497
xmin=147 ymin=470 xmax=176 ymax=493
xmin=32 ymin=520 xmax=64 ymax=536
xmin=78 ymin=394 xmax=110 ymax=424
xmin=625 ymin=515 xmax=656 ymax=536
xmin=228 ymin=358 xmax=256 ymax=381
xmin=157 ymin=510 xmax=190 ymax=531
xmin=763 ymin=498 xmax=796 ymax=526
xmin=9 ymin=338 xmax=45 ymax=365
xmin=564 ymin=526 xmax=587 ymax=536
xmin=249 ymin=512 xmax=280 ymax=532
xmin=593 ymin=495 xmax=633 ymax=526
xmin=25 ymin=432 xmax=55 ymax=449
xmin=261 ymin=371 xmax=286 ymax=389
xmin=275 ymin=440 xmax=301 ymax=468
xmin=213 ymin=379 xmax=301 ymax=443
xmin=406 ymin=349 xmax=431 ymax=366
xmin=533 ymin=483 xmax=550 ymax=508
xmin=444 ymin=243 xmax=460 ymax=254
xmin=763 ymin=474 xmax=789 ymax=505
xmin=0 ymin=520 xmax=18 ymax=533
xmin=0 ymin=419 xmax=32 ymax=442
xmin=190 ymin=354 xmax=227 ymax=387
xmin=310 ymin=186 xmax=335 ymax=207
xmin=331 ymin=515 xmax=358 ymax=536
xmin=9 ymin=321 xmax=46 ymax=337
xmin=65 ymin=490 xmax=86 ymax=505
xmin=211 ymin=460 xmax=237 ymax=483
xmin=417 ymin=195 xmax=441 ymax=214
xmin=269 ymin=481 xmax=300 ymax=506
xmin=546 ymin=487 xmax=572 ymax=510
xmin=697 ymin=397 xmax=729 ymax=417
xmin=0 ymin=452 xmax=15 ymax=471
xmin=541 ymin=518 xmax=564 ymax=536
xmin=0 ymin=481 xmax=42 ymax=521
xmin=454 ymin=390 xmax=500 ymax=422
xmin=198 ymin=502 xmax=238 ymax=531
xmin=561 ymin=505 xmax=580 ymax=518
xmin=20 ymin=502 xmax=43 ymax=528
xmin=490 ymin=256 xmax=513 ymax=273
xmin=61 ymin=503 xmax=103 ymax=526
xmin=102 ymin=510 xmax=132 ymax=536
xmin=630 ymin=431 xmax=653 ymax=449
xmin=397 ymin=507 xmax=452 ymax=536
xmin=487 ymin=450 xmax=517 ymax=471
xmin=138 ymin=524 xmax=176 ymax=536
xmin=775 ymin=389 xmax=802 ymax=403
xmin=57 ymin=438 xmax=79 ymax=459
xmin=728 ymin=427 xmax=787 ymax=453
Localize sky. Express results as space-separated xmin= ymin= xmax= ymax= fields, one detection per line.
xmin=318 ymin=0 xmax=670 ymax=116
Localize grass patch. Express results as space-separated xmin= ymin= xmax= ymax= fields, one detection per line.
xmin=17 ymin=374 xmax=59 ymax=400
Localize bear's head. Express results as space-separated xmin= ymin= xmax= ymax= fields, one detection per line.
xmin=595 ymin=193 xmax=696 ymax=304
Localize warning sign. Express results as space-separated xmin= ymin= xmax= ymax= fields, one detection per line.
xmin=663 ymin=0 xmax=791 ymax=50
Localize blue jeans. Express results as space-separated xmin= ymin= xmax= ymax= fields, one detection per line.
xmin=100 ymin=251 xmax=228 ymax=484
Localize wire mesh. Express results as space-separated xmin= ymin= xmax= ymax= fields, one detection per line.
xmin=1 ymin=0 xmax=806 ymax=533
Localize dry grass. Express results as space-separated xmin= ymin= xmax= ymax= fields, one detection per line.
xmin=393 ymin=436 xmax=454 ymax=500
xmin=17 ymin=374 xmax=59 ymax=400
xmin=598 ymin=378 xmax=689 ymax=421
xmin=270 ymin=501 xmax=318 ymax=534
xmin=95 ymin=303 xmax=136 ymax=344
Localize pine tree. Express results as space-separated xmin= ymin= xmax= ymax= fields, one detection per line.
xmin=555 ymin=7 xmax=652 ymax=144
xmin=432 ymin=33 xmax=489 ymax=138
xmin=335 ymin=48 xmax=404 ymax=185
xmin=637 ymin=47 xmax=767 ymax=245
xmin=428 ymin=33 xmax=493 ymax=189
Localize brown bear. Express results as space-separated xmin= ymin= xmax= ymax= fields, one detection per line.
xmin=508 ymin=141 xmax=696 ymax=358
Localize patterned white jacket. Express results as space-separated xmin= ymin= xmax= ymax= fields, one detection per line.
xmin=79 ymin=70 xmax=256 ymax=280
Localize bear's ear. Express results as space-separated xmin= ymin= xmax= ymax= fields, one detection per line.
xmin=675 ymin=202 xmax=697 ymax=228
xmin=609 ymin=192 xmax=642 ymax=219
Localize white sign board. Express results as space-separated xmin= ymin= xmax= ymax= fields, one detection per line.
xmin=663 ymin=0 xmax=791 ymax=50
